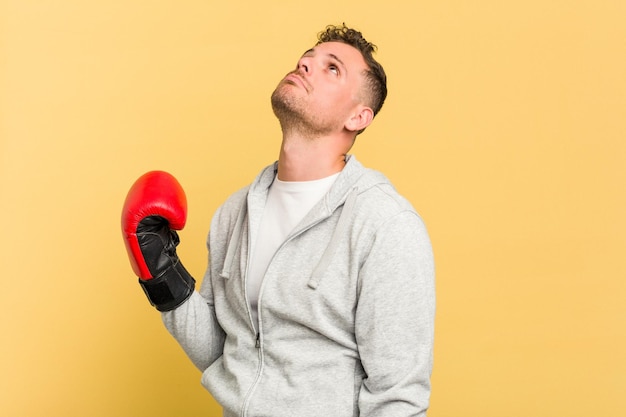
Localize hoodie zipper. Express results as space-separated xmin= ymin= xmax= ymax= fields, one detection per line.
xmin=239 ymin=190 xmax=352 ymax=416
xmin=240 ymin=219 xmax=325 ymax=417
xmin=240 ymin=227 xmax=264 ymax=417
xmin=240 ymin=334 xmax=264 ymax=417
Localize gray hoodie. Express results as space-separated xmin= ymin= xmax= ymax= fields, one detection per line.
xmin=162 ymin=155 xmax=435 ymax=417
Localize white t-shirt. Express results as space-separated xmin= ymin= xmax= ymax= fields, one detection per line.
xmin=246 ymin=173 xmax=340 ymax=331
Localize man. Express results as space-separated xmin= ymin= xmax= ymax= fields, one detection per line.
xmin=122 ymin=24 xmax=435 ymax=417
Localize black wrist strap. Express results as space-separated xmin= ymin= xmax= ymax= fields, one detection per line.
xmin=139 ymin=260 xmax=195 ymax=312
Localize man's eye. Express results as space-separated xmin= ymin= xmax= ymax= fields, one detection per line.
xmin=329 ymin=65 xmax=339 ymax=75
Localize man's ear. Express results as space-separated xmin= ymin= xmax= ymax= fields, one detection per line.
xmin=345 ymin=105 xmax=374 ymax=133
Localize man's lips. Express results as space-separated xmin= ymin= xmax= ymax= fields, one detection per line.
xmin=284 ymin=73 xmax=308 ymax=91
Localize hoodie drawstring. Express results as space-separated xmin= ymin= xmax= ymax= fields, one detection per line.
xmin=308 ymin=188 xmax=358 ymax=289
xmin=220 ymin=199 xmax=248 ymax=279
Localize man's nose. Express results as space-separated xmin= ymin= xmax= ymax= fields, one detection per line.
xmin=297 ymin=57 xmax=311 ymax=75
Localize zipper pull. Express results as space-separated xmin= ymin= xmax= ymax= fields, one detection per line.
xmin=255 ymin=333 xmax=261 ymax=348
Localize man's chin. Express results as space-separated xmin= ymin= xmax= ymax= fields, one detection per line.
xmin=271 ymin=91 xmax=300 ymax=119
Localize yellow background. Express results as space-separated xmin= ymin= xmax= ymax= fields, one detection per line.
xmin=2 ymin=0 xmax=624 ymax=416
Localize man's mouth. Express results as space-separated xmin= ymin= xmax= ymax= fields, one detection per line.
xmin=284 ymin=72 xmax=308 ymax=91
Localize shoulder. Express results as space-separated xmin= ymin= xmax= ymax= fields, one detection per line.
xmin=355 ymin=170 xmax=418 ymax=221
xmin=213 ymin=162 xmax=276 ymax=225
xmin=218 ymin=186 xmax=249 ymax=215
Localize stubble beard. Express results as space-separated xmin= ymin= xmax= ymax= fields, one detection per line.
xmin=270 ymin=85 xmax=334 ymax=139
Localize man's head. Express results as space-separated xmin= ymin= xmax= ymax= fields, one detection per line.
xmin=271 ymin=24 xmax=387 ymax=138
xmin=316 ymin=24 xmax=387 ymax=118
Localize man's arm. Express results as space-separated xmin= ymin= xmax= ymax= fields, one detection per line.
xmin=355 ymin=210 xmax=435 ymax=416
xmin=121 ymin=170 xmax=226 ymax=372
xmin=161 ymin=286 xmax=226 ymax=372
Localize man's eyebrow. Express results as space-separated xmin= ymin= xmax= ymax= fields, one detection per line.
xmin=302 ymin=49 xmax=346 ymax=67
xmin=300 ymin=48 xmax=348 ymax=73
xmin=328 ymin=53 xmax=346 ymax=69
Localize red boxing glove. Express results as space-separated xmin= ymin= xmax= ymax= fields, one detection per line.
xmin=122 ymin=171 xmax=195 ymax=311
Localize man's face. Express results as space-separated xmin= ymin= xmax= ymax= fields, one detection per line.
xmin=271 ymin=41 xmax=370 ymax=136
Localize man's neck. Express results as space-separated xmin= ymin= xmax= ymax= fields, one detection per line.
xmin=277 ymin=133 xmax=350 ymax=182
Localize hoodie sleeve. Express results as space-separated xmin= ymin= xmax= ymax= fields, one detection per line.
xmin=355 ymin=209 xmax=435 ymax=417
xmin=160 ymin=187 xmax=249 ymax=372
xmin=160 ymin=258 xmax=226 ymax=372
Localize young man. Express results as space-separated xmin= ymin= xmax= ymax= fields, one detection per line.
xmin=123 ymin=24 xmax=435 ymax=417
